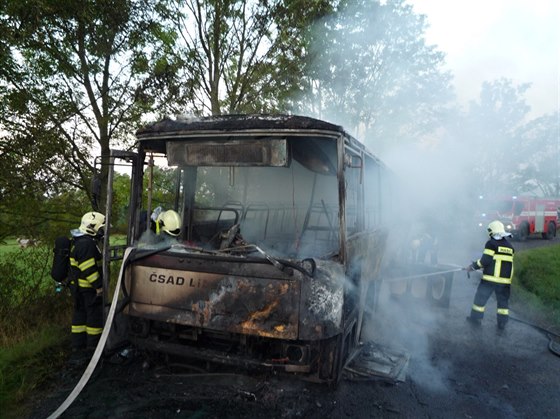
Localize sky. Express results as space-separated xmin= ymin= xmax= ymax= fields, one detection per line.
xmin=406 ymin=0 xmax=560 ymax=119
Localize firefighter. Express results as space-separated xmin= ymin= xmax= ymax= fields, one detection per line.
xmin=465 ymin=220 xmax=515 ymax=331
xmin=154 ymin=209 xmax=182 ymax=238
xmin=69 ymin=211 xmax=105 ymax=351
xmin=140 ymin=207 xmax=182 ymax=246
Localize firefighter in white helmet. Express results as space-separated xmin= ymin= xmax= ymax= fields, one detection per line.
xmin=69 ymin=211 xmax=105 ymax=351
xmin=155 ymin=209 xmax=182 ymax=237
xmin=465 ymin=220 xmax=515 ymax=331
xmin=142 ymin=206 xmax=182 ymax=245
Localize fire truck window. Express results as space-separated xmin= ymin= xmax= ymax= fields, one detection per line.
xmin=514 ymin=202 xmax=523 ymax=215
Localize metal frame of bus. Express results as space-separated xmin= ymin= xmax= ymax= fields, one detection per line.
xmin=103 ymin=115 xmax=395 ymax=383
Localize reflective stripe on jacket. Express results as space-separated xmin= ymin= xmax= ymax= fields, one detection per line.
xmin=472 ymin=237 xmax=514 ymax=284
xmin=70 ymin=235 xmax=102 ymax=290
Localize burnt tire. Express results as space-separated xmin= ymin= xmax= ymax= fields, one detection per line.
xmin=429 ymin=274 xmax=453 ymax=308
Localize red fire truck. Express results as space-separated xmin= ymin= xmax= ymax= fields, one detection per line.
xmin=475 ymin=196 xmax=560 ymax=240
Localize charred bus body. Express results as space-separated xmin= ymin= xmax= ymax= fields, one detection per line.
xmin=109 ymin=115 xmax=395 ymax=383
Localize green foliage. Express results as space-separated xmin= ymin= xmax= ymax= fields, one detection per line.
xmin=0 ymin=240 xmax=72 ymax=416
xmin=0 ymin=0 xmax=181 ymax=234
xmin=172 ymin=0 xmax=333 ymax=115
xmin=300 ymin=0 xmax=453 ymax=149
xmin=0 ymin=237 xmax=129 ymax=416
xmin=512 ymin=112 xmax=560 ymax=196
xmin=461 ymin=78 xmax=532 ymax=196
xmin=111 ymin=172 xmax=133 ymax=233
xmin=0 ymin=246 xmax=53 ymax=310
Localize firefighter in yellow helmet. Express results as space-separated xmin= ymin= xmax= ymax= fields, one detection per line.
xmin=69 ymin=211 xmax=105 ymax=351
xmin=465 ymin=220 xmax=515 ymax=331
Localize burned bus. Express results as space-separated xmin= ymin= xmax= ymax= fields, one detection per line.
xmin=105 ymin=114 xmax=396 ymax=383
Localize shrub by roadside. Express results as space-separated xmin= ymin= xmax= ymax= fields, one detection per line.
xmin=0 ymin=244 xmax=73 ymax=418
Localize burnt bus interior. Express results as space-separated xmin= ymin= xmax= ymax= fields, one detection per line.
xmin=159 ymin=136 xmax=340 ymax=258
xmin=108 ymin=115 xmax=391 ymax=383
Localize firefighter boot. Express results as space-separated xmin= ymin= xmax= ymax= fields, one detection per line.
xmin=466 ymin=316 xmax=481 ymax=327
xmin=497 ymin=318 xmax=508 ymax=333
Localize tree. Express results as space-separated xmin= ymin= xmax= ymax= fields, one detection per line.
xmin=0 ymin=0 xmax=180 ymax=238
xmin=512 ymin=112 xmax=560 ymax=196
xmin=458 ymin=78 xmax=531 ymax=196
xmin=296 ymin=0 xmax=453 ymax=150
xmin=170 ymin=0 xmax=334 ymax=116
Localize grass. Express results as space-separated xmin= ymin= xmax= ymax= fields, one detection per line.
xmin=0 ymin=324 xmax=68 ymax=418
xmin=511 ymin=243 xmax=560 ymax=332
xmin=0 ymin=238 xmax=23 ymax=256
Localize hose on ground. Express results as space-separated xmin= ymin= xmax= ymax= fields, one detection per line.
xmin=509 ymin=313 xmax=560 ymax=357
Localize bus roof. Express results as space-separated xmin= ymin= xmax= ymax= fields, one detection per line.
xmin=136 ymin=114 xmax=345 ymax=138
xmin=135 ymin=113 xmax=380 ymax=164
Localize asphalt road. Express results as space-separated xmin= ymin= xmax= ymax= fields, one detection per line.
xmin=30 ymin=233 xmax=560 ymax=419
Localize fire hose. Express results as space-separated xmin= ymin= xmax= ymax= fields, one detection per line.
xmin=509 ymin=313 xmax=560 ymax=357
xmin=462 ymin=267 xmax=560 ymax=357
xmin=383 ymin=265 xmax=560 ymax=357
xmin=46 ymin=247 xmax=133 ymax=419
xmin=379 ymin=266 xmax=463 ymax=283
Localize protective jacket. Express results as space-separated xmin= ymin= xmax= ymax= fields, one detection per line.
xmin=70 ymin=234 xmax=103 ymax=290
xmin=470 ymin=237 xmax=514 ymax=284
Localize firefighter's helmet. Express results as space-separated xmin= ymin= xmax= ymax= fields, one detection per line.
xmin=79 ymin=211 xmax=106 ymax=236
xmin=156 ymin=210 xmax=181 ymax=236
xmin=487 ymin=220 xmax=506 ymax=237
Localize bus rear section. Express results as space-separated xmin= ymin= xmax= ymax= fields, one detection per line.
xmin=114 ymin=115 xmax=389 ymax=383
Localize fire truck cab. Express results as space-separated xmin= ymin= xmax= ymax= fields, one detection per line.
xmin=476 ymin=196 xmax=560 ymax=240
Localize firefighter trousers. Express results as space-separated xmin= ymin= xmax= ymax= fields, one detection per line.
xmin=470 ymin=280 xmax=510 ymax=328
xmin=71 ymin=289 xmax=104 ymax=349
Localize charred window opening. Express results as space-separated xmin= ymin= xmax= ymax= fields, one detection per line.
xmin=139 ymin=136 xmax=340 ymax=259
xmin=167 ymin=138 xmax=289 ymax=167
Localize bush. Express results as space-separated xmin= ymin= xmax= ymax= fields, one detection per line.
xmin=0 ymin=245 xmax=73 ymax=346
xmin=0 ymin=243 xmax=73 ymax=417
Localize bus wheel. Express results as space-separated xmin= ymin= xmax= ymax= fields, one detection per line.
xmin=429 ymin=275 xmax=453 ymax=308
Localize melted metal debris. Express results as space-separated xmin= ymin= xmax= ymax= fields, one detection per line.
xmin=344 ymin=341 xmax=409 ymax=383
